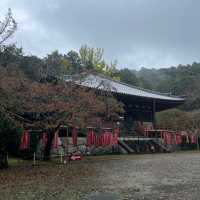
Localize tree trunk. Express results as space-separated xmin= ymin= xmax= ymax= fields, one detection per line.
xmin=0 ymin=151 xmax=8 ymax=169
xmin=43 ymin=126 xmax=60 ymax=161
xmin=43 ymin=131 xmax=54 ymax=161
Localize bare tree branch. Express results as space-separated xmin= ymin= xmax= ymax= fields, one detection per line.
xmin=0 ymin=8 xmax=17 ymax=45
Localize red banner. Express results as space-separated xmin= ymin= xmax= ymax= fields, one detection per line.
xmin=190 ymin=135 xmax=197 ymax=144
xmin=52 ymin=132 xmax=61 ymax=149
xmin=175 ymin=133 xmax=182 ymax=145
xmin=20 ymin=131 xmax=30 ymax=150
xmin=39 ymin=132 xmax=48 ymax=149
xmin=163 ymin=132 xmax=172 ymax=145
xmin=72 ymin=127 xmax=77 ymax=146
xmin=87 ymin=129 xmax=119 ymax=146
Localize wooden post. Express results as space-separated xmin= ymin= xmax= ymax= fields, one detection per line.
xmin=66 ymin=126 xmax=70 ymax=164
xmin=152 ymin=99 xmax=156 ymax=129
xmin=7 ymin=152 xmax=8 ymax=163
xmin=33 ymin=152 xmax=36 ymax=166
xmin=197 ymin=135 xmax=200 ymax=151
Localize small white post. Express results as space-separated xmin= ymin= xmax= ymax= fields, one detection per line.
xmin=60 ymin=151 xmax=63 ymax=163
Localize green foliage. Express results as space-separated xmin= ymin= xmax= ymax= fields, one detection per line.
xmin=136 ymin=63 xmax=200 ymax=110
xmin=44 ymin=50 xmax=67 ymax=77
xmin=20 ymin=55 xmax=44 ymax=81
xmin=156 ymin=109 xmax=188 ymax=129
xmin=79 ymin=45 xmax=120 ymax=80
xmin=156 ymin=108 xmax=200 ymax=132
xmin=1 ymin=42 xmax=200 ymax=111
xmin=119 ymin=68 xmax=140 ymax=86
xmin=65 ymin=50 xmax=82 ymax=74
xmin=0 ymin=44 xmax=23 ymax=67
xmin=79 ymin=45 xmax=105 ymax=70
xmin=0 ymin=110 xmax=22 ymax=155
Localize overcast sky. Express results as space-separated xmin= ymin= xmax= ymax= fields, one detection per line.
xmin=1 ymin=0 xmax=200 ymax=69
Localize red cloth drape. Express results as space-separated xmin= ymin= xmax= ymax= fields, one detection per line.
xmin=102 ymin=133 xmax=106 ymax=146
xmin=87 ymin=129 xmax=119 ymax=147
xmin=52 ymin=132 xmax=61 ymax=149
xmin=175 ymin=133 xmax=182 ymax=145
xmin=87 ymin=129 xmax=95 ymax=146
xmin=161 ymin=131 xmax=165 ymax=140
xmin=114 ymin=128 xmax=119 ymax=145
xmin=91 ymin=130 xmax=95 ymax=145
xmin=110 ymin=133 xmax=114 ymax=145
xmin=41 ymin=132 xmax=48 ymax=147
xmin=104 ymin=131 xmax=109 ymax=146
xmin=190 ymin=135 xmax=197 ymax=144
xmin=20 ymin=131 xmax=30 ymax=150
xmin=163 ymin=132 xmax=172 ymax=145
xmin=72 ymin=127 xmax=78 ymax=146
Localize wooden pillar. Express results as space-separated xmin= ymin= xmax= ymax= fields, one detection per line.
xmin=197 ymin=135 xmax=200 ymax=150
xmin=152 ymin=99 xmax=156 ymax=129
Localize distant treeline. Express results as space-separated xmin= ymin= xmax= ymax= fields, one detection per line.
xmin=1 ymin=44 xmax=199 ymax=110
xmin=133 ymin=63 xmax=200 ymax=111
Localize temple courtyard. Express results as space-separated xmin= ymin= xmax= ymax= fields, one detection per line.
xmin=1 ymin=152 xmax=200 ymax=200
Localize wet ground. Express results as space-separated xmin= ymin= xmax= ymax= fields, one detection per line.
xmin=1 ymin=152 xmax=200 ymax=200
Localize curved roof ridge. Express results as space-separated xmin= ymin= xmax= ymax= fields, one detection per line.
xmin=93 ymin=73 xmax=183 ymax=99
xmin=63 ymin=72 xmax=185 ymax=102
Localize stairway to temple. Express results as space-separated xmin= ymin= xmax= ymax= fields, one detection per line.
xmin=118 ymin=137 xmax=175 ymax=154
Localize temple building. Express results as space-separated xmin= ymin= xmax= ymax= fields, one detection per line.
xmin=70 ymin=74 xmax=185 ymax=135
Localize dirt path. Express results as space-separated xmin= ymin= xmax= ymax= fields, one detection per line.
xmin=1 ymin=152 xmax=200 ymax=200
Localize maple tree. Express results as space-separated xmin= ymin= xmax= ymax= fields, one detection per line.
xmin=0 ymin=66 xmax=124 ymax=166
xmin=0 ymin=9 xmax=125 ymax=168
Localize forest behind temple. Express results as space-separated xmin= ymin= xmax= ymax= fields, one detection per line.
xmin=1 ymin=44 xmax=199 ymax=110
xmin=1 ymin=43 xmax=200 ymax=131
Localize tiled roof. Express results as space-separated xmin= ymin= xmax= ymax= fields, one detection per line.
xmin=65 ymin=74 xmax=185 ymax=102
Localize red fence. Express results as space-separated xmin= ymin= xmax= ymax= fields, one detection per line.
xmin=86 ymin=129 xmax=119 ymax=147
xmin=144 ymin=128 xmax=197 ymax=145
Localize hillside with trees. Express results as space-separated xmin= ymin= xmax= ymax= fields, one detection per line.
xmin=117 ymin=64 xmax=200 ymax=131
xmin=135 ymin=64 xmax=200 ymax=111
xmin=116 ymin=64 xmax=200 ymax=111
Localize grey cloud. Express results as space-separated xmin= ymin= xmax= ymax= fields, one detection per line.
xmin=1 ymin=0 xmax=200 ymax=68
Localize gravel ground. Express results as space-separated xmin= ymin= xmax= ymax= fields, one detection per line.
xmin=1 ymin=152 xmax=200 ymax=200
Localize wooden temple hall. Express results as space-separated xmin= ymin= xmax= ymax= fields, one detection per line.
xmin=73 ymin=74 xmax=185 ymax=136
xmin=63 ymin=74 xmax=188 ymax=154
xmin=19 ymin=74 xmax=188 ymax=157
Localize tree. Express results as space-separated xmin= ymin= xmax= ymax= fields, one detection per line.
xmin=20 ymin=55 xmax=44 ymax=81
xmin=0 ymin=8 xmax=17 ymax=45
xmin=0 ymin=110 xmax=20 ymax=169
xmin=44 ymin=50 xmax=65 ymax=77
xmin=0 ymin=66 xmax=124 ymax=164
xmin=0 ymin=8 xmax=17 ymax=169
xmin=79 ymin=45 xmax=120 ymax=80
xmin=155 ymin=109 xmax=200 ymax=132
xmin=79 ymin=45 xmax=105 ymax=70
xmin=64 ymin=50 xmax=82 ymax=74
xmin=0 ymin=44 xmax=23 ymax=67
xmin=119 ymin=68 xmax=139 ymax=86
